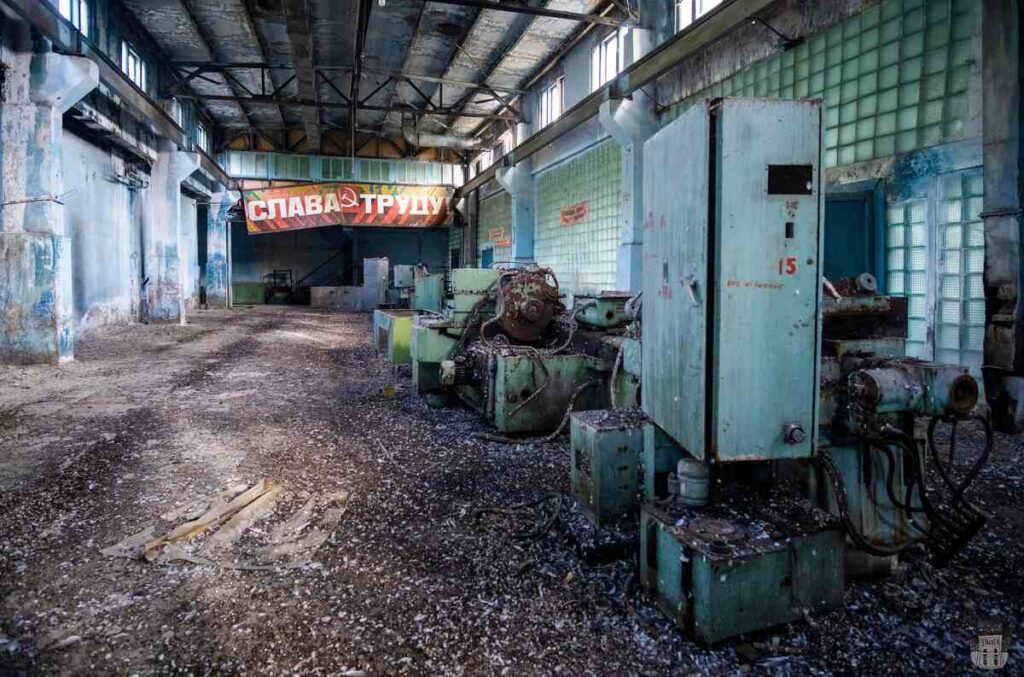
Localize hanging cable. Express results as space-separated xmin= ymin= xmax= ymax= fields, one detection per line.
xmin=817 ymin=449 xmax=925 ymax=557
xmin=926 ymin=414 xmax=993 ymax=506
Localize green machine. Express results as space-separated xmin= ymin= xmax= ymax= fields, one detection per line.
xmin=372 ymin=309 xmax=420 ymax=365
xmin=372 ymin=274 xmax=447 ymax=366
xmin=412 ymin=273 xmax=445 ymax=315
xmin=564 ymin=98 xmax=990 ymax=644
xmin=410 ymin=268 xmax=636 ymax=433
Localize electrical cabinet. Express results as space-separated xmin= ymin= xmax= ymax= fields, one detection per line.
xmin=641 ymin=98 xmax=823 ymax=462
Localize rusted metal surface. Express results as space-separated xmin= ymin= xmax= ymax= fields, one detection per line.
xmin=495 ymin=267 xmax=564 ymax=343
xmin=823 ymin=296 xmax=909 ymax=342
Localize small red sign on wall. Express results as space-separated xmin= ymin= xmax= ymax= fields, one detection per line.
xmin=559 ymin=201 xmax=589 ymax=226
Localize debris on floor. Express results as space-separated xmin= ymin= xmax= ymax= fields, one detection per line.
xmin=102 ymin=480 xmax=347 ymax=569
xmin=1 ymin=308 xmax=1021 ymax=674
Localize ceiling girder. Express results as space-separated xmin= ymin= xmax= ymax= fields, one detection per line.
xmin=282 ymin=0 xmax=321 ymax=151
xmin=176 ymin=93 xmax=519 ymax=121
xmin=168 ymin=63 xmax=529 ymax=95
xmin=425 ymin=0 xmax=625 ymax=26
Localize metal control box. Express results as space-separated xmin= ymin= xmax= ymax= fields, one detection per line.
xmin=640 ymin=503 xmax=844 ymax=645
xmin=393 ymin=264 xmax=416 ymax=289
xmin=641 ymin=98 xmax=823 ymax=462
xmin=569 ymin=410 xmax=645 ymax=526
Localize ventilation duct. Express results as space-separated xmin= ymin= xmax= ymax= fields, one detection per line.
xmin=402 ymin=117 xmax=484 ymax=150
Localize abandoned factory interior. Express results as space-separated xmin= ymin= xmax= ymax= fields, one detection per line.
xmin=2 ymin=0 xmax=1023 ymax=673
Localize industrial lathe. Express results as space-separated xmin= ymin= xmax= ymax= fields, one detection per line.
xmin=407 ymin=266 xmax=637 ymax=433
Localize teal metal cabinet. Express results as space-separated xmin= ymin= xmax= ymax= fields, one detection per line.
xmin=642 ymin=98 xmax=824 ymax=463
xmin=569 ymin=410 xmax=645 ymax=526
xmin=413 ymin=274 xmax=445 ymax=314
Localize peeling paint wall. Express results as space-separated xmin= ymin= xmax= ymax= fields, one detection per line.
xmin=180 ymin=195 xmax=201 ymax=312
xmin=63 ymin=132 xmax=141 ymax=330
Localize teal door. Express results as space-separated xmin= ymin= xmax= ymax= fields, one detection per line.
xmin=481 ymin=247 xmax=494 ymax=269
xmin=825 ymin=193 xmax=874 ymax=281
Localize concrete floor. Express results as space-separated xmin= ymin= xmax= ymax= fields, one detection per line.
xmin=1 ymin=307 xmax=1022 ymax=675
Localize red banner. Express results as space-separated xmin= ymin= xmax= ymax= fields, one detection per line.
xmin=559 ymin=201 xmax=589 ymax=226
xmin=243 ymin=182 xmax=455 ymax=234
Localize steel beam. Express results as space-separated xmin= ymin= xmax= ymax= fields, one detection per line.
xmin=0 ymin=0 xmax=231 ymax=185
xmin=426 ymin=0 xmax=626 ymax=26
xmin=179 ymin=0 xmax=255 ymax=128
xmin=457 ymin=0 xmax=777 ymax=196
xmin=170 ymin=62 xmax=528 ymax=94
xmin=282 ymin=0 xmax=321 ymax=150
xmin=176 ymin=93 xmax=519 ymax=120
xmin=241 ymin=0 xmax=288 ymax=129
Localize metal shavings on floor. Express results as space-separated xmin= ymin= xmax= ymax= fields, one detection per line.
xmin=0 ymin=308 xmax=1022 ymax=674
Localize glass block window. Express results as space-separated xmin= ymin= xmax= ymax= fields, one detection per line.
xmin=478 ymin=192 xmax=513 ymax=267
xmin=936 ymin=171 xmax=985 ymax=372
xmin=224 ymin=152 xmax=463 ymax=184
xmin=886 ymin=199 xmax=929 ymax=358
xmin=535 ymin=141 xmax=622 ymax=294
xmin=671 ymin=0 xmax=978 ymax=168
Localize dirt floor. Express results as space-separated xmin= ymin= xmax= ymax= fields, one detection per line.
xmin=0 ymin=306 xmax=1022 ymax=675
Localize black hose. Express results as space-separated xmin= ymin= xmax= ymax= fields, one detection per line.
xmin=817 ymin=449 xmax=924 ymax=557
xmin=926 ymin=414 xmax=993 ymax=506
xmin=864 ymin=440 xmax=925 ymax=516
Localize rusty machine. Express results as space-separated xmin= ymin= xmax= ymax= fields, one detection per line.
xmin=566 ymin=98 xmax=992 ymax=644
xmin=409 ymin=266 xmax=638 ymax=433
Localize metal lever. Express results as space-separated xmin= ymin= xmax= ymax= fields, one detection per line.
xmin=682 ymin=275 xmax=700 ymax=306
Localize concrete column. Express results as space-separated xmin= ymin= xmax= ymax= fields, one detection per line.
xmin=643 ymin=0 xmax=677 ymax=46
xmin=142 ymin=142 xmax=199 ymax=324
xmin=0 ymin=23 xmax=98 ymax=364
xmin=205 ymin=188 xmax=237 ymax=308
xmin=495 ymin=160 xmax=536 ymax=266
xmin=981 ymin=0 xmax=1024 ymax=430
xmin=599 ymin=96 xmax=657 ymax=292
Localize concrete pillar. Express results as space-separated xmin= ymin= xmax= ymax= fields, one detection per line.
xmin=599 ymin=96 xmax=657 ymax=292
xmin=142 ymin=141 xmax=199 ymax=324
xmin=0 ymin=23 xmax=98 ymax=364
xmin=982 ymin=0 xmax=1024 ymax=430
xmin=644 ymin=0 xmax=677 ymax=46
xmin=495 ymin=160 xmax=536 ymax=266
xmin=205 ymin=188 xmax=237 ymax=308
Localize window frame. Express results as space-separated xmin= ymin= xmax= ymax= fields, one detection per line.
xmin=57 ymin=0 xmax=90 ymax=36
xmin=675 ymin=0 xmax=723 ymax=33
xmin=120 ymin=41 xmax=147 ymax=92
xmin=591 ymin=28 xmax=629 ymax=92
xmin=539 ymin=77 xmax=564 ymax=128
xmin=196 ymin=123 xmax=209 ymax=153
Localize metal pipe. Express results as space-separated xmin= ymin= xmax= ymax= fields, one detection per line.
xmin=402 ymin=117 xmax=485 ymax=150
